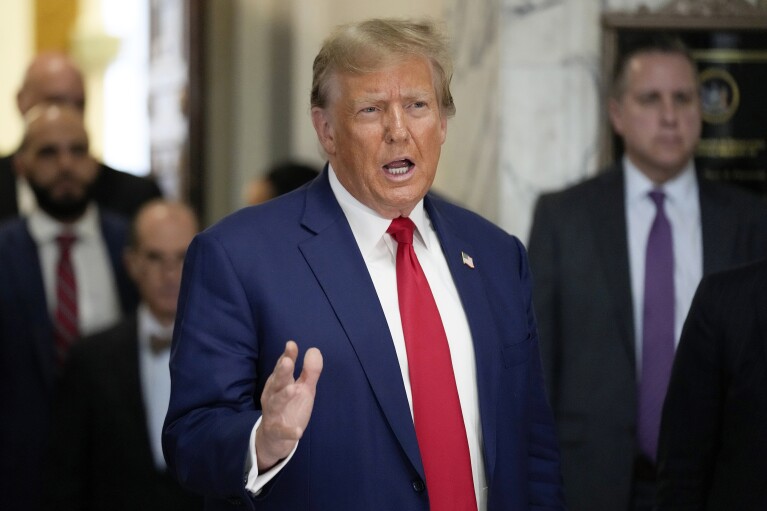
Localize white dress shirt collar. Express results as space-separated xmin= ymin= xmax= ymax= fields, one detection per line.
xmin=327 ymin=164 xmax=432 ymax=255
xmin=27 ymin=203 xmax=102 ymax=244
xmin=623 ymin=156 xmax=697 ymax=207
xmin=137 ymin=303 xmax=174 ymax=352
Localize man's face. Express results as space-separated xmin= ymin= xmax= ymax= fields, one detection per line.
xmin=311 ymin=56 xmax=447 ymax=218
xmin=16 ymin=107 xmax=98 ymax=221
xmin=125 ymin=206 xmax=197 ymax=326
xmin=609 ymin=52 xmax=702 ymax=183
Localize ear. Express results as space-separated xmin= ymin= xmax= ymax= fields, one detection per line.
xmin=123 ymin=250 xmax=139 ymax=282
xmin=607 ymin=97 xmax=624 ymax=137
xmin=311 ymin=107 xmax=336 ymax=156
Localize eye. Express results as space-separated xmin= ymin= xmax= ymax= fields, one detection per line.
xmin=673 ymin=92 xmax=695 ymax=105
xmin=359 ymin=106 xmax=378 ymax=114
xmin=36 ymin=145 xmax=58 ymax=159
xmin=70 ymin=144 xmax=89 ymax=157
xmin=636 ymin=92 xmax=660 ymax=106
xmin=412 ymin=101 xmax=427 ymax=109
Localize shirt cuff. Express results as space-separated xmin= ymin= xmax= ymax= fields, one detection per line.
xmin=244 ymin=416 xmax=299 ymax=495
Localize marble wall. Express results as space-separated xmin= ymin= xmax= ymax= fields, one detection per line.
xmin=494 ymin=0 xmax=669 ymax=242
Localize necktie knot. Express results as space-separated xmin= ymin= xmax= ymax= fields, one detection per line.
xmin=149 ymin=334 xmax=172 ymax=354
xmin=56 ymin=233 xmax=77 ymax=253
xmin=387 ymin=216 xmax=415 ymax=245
xmin=649 ymin=189 xmax=666 ymax=210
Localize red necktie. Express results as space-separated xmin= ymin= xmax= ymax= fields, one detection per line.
xmin=387 ymin=217 xmax=476 ymax=511
xmin=54 ymin=233 xmax=78 ymax=363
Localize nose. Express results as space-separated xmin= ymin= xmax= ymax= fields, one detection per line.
xmin=385 ymin=107 xmax=409 ymax=144
xmin=660 ymin=97 xmax=678 ymax=125
xmin=57 ymin=150 xmax=75 ymax=171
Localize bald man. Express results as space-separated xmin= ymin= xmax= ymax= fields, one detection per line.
xmin=45 ymin=200 xmax=203 ymax=511
xmin=0 ymin=103 xmax=138 ymax=511
xmin=0 ymin=51 xmax=162 ymax=223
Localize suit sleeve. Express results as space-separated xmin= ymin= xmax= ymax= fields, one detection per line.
xmin=656 ymin=276 xmax=724 ymax=509
xmin=519 ymin=237 xmax=566 ymax=509
xmin=527 ymin=194 xmax=561 ymax=407
xmin=162 ymin=232 xmax=262 ymax=506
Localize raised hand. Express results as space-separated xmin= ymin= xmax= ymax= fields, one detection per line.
xmin=255 ymin=340 xmax=323 ymax=472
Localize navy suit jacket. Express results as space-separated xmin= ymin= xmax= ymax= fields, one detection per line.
xmin=0 ymin=211 xmax=138 ymax=511
xmin=163 ymin=169 xmax=565 ymax=510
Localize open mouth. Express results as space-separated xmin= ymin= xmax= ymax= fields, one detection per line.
xmin=383 ymin=159 xmax=414 ymax=176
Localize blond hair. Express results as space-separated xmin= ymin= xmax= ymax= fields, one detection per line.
xmin=310 ymin=18 xmax=456 ymax=117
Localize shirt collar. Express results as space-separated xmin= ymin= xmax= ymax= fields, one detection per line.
xmin=327 ymin=164 xmax=432 ymax=257
xmin=623 ymin=156 xmax=697 ymax=206
xmin=27 ymin=203 xmax=102 ymax=245
xmin=138 ymin=303 xmax=174 ymax=348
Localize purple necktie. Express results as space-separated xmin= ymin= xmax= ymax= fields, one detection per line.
xmin=638 ymin=190 xmax=675 ymax=461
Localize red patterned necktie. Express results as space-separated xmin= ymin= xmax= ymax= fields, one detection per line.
xmin=387 ymin=217 xmax=476 ymax=511
xmin=54 ymin=233 xmax=79 ymax=363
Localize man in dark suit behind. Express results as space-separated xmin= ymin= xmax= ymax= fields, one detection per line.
xmin=46 ymin=199 xmax=203 ymax=511
xmin=0 ymin=103 xmax=138 ymax=511
xmin=656 ymin=258 xmax=767 ymax=510
xmin=528 ymin=35 xmax=767 ymax=511
xmin=0 ymin=51 xmax=161 ymax=222
xmin=163 ymin=18 xmax=564 ymax=511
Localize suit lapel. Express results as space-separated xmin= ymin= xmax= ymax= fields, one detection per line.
xmin=298 ymin=171 xmax=424 ymax=477
xmin=114 ymin=317 xmax=156 ymax=466
xmin=590 ymin=168 xmax=635 ymax=362
xmin=425 ymin=197 xmax=503 ymax=481
xmin=13 ymin=222 xmax=56 ymax=391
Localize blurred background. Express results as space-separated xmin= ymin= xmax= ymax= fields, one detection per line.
xmin=2 ymin=0 xmax=765 ymax=237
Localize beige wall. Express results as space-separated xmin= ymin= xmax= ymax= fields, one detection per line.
xmin=0 ymin=1 xmax=33 ymax=153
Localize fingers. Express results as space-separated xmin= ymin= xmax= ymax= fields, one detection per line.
xmin=268 ymin=341 xmax=299 ymax=391
xmin=298 ymin=347 xmax=323 ymax=389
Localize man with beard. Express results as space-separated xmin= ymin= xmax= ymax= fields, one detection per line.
xmin=0 ymin=103 xmax=138 ymax=511
xmin=0 ymin=51 xmax=162 ymax=222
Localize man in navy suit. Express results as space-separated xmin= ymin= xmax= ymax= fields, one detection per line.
xmin=0 ymin=103 xmax=137 ymax=511
xmin=163 ymin=18 xmax=564 ymax=511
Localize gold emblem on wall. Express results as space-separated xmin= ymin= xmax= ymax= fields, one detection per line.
xmin=698 ymin=67 xmax=740 ymax=124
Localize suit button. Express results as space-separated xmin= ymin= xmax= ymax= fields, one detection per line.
xmin=412 ymin=479 xmax=426 ymax=493
xmin=226 ymin=497 xmax=243 ymax=506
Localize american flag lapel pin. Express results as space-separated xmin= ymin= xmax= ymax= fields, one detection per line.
xmin=461 ymin=251 xmax=475 ymax=269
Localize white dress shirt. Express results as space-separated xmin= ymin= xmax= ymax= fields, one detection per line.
xmin=26 ymin=204 xmax=122 ymax=336
xmin=137 ymin=304 xmax=174 ymax=471
xmin=246 ymin=166 xmax=487 ymax=509
xmin=623 ymin=156 xmax=703 ymax=373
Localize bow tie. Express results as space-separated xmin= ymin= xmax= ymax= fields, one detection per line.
xmin=149 ymin=334 xmax=172 ymax=354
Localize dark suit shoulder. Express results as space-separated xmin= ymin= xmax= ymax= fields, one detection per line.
xmin=699 ymin=178 xmax=767 ymax=211
xmin=92 ymin=164 xmax=163 ymax=219
xmin=697 ymin=257 xmax=767 ymax=300
xmin=68 ymin=316 xmax=138 ymax=367
xmin=535 ymin=165 xmax=622 ymax=209
xmin=0 ymin=154 xmax=18 ymax=222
